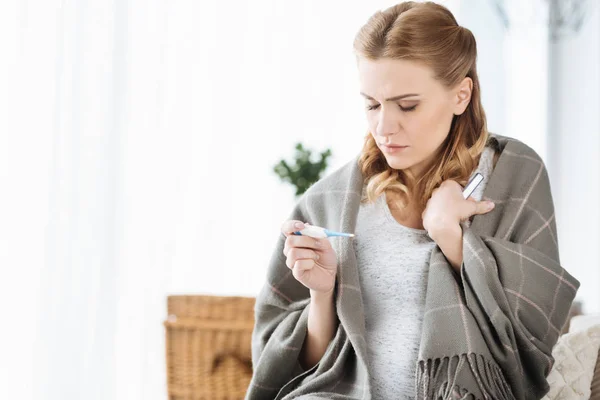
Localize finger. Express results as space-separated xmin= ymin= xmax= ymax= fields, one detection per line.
xmin=470 ymin=200 xmax=495 ymax=216
xmin=283 ymin=235 xmax=328 ymax=258
xmin=281 ymin=220 xmax=306 ymax=237
xmin=292 ymin=259 xmax=315 ymax=280
xmin=286 ymin=248 xmax=320 ymax=269
xmin=288 ymin=235 xmax=330 ymax=250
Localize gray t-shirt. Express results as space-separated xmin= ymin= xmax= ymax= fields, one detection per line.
xmin=353 ymin=146 xmax=495 ymax=399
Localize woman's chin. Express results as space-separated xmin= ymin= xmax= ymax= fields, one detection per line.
xmin=384 ymin=155 xmax=414 ymax=170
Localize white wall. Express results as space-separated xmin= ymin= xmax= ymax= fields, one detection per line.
xmin=163 ymin=1 xmax=370 ymax=297
xmin=459 ymin=0 xmax=507 ymax=140
xmin=548 ymin=3 xmax=600 ymax=313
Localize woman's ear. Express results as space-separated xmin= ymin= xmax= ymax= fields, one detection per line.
xmin=454 ymin=77 xmax=473 ymax=116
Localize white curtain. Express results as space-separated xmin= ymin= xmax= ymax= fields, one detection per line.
xmin=1 ymin=1 xmax=405 ymax=399
xmin=3 ymin=1 xmax=593 ymax=400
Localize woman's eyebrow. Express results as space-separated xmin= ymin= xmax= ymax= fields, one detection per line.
xmin=360 ymin=92 xmax=419 ymax=101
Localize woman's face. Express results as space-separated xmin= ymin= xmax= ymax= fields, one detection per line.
xmin=357 ymin=57 xmax=472 ymax=176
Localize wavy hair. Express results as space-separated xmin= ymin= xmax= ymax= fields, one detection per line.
xmin=354 ymin=1 xmax=489 ymax=212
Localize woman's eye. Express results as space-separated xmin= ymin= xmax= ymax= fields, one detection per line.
xmin=400 ymin=104 xmax=417 ymax=112
xmin=365 ymin=104 xmax=417 ymax=112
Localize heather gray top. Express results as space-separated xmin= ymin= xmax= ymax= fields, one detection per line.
xmin=354 ymin=145 xmax=496 ymax=399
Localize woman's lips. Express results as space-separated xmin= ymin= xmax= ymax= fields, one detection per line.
xmin=381 ymin=144 xmax=409 ymax=153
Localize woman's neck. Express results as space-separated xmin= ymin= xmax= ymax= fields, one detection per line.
xmin=386 ymin=192 xmax=425 ymax=230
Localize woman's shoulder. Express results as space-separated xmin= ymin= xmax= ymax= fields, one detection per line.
xmin=487 ymin=133 xmax=547 ymax=170
xmin=295 ymin=154 xmax=363 ymax=215
xmin=291 ymin=156 xmax=363 ymax=227
xmin=302 ymin=157 xmax=359 ymax=196
xmin=484 ymin=133 xmax=552 ymax=202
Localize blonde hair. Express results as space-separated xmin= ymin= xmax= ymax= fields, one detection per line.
xmin=354 ymin=1 xmax=488 ymax=212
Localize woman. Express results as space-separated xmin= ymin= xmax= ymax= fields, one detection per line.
xmin=246 ymin=2 xmax=579 ymax=399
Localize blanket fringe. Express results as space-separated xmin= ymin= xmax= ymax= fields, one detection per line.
xmin=416 ymin=353 xmax=516 ymax=400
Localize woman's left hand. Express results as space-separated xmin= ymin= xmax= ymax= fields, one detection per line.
xmin=422 ymin=180 xmax=495 ymax=241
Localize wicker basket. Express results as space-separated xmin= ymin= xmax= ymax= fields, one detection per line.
xmin=164 ymin=295 xmax=256 ymax=400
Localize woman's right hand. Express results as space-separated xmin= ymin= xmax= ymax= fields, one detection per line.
xmin=281 ymin=220 xmax=338 ymax=295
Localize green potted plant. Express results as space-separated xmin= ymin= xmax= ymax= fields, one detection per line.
xmin=273 ymin=143 xmax=332 ymax=197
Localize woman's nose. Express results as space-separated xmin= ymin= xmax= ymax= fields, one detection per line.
xmin=374 ymin=110 xmax=400 ymax=137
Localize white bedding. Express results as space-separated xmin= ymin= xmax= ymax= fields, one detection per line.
xmin=542 ymin=323 xmax=600 ymax=399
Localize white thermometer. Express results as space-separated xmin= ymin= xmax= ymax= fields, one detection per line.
xmin=292 ymin=224 xmax=354 ymax=238
xmin=463 ymin=172 xmax=484 ymax=199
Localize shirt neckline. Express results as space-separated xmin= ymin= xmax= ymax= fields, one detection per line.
xmin=380 ymin=192 xmax=429 ymax=235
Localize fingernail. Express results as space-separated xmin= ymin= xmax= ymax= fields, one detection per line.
xmin=314 ymin=239 xmax=320 ymax=247
xmin=315 ymin=254 xmax=320 ymax=260
xmin=487 ymin=201 xmax=495 ymax=210
xmin=295 ymin=222 xmax=304 ymax=229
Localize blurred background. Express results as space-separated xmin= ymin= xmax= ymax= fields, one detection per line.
xmin=0 ymin=0 xmax=598 ymax=399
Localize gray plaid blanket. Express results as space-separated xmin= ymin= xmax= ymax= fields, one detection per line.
xmin=246 ymin=134 xmax=580 ymax=400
